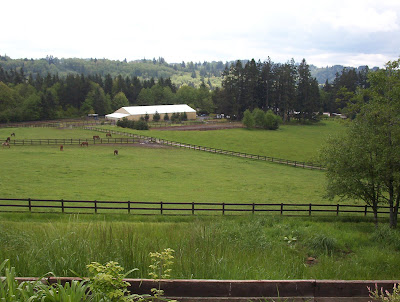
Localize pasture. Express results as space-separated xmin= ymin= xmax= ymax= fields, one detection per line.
xmin=1 ymin=122 xmax=398 ymax=281
xmin=101 ymin=119 xmax=346 ymax=163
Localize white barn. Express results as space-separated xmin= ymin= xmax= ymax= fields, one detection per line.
xmin=105 ymin=104 xmax=196 ymax=121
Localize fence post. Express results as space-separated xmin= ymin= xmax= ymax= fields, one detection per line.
xmin=61 ymin=199 xmax=64 ymax=213
xmin=222 ymin=202 xmax=225 ymax=215
xmin=280 ymin=203 xmax=283 ymax=215
xmin=160 ymin=201 xmax=163 ymax=215
xmin=28 ymin=198 xmax=32 ymax=212
xmin=94 ymin=200 xmax=97 ymax=214
xmin=364 ymin=205 xmax=368 ymax=216
xmin=336 ymin=204 xmax=340 ymax=216
xmin=252 ymin=203 xmax=255 ymax=214
xmin=128 ymin=200 xmax=131 ymax=214
xmin=192 ymin=202 xmax=195 ymax=215
xmin=309 ymin=203 xmax=312 ymax=216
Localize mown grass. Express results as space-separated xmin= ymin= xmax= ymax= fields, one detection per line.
xmin=101 ymin=119 xmax=346 ymax=163
xmin=0 ymin=214 xmax=398 ymax=280
xmin=0 ymin=144 xmax=331 ymax=204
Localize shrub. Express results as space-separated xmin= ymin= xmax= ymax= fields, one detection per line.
xmin=264 ymin=110 xmax=281 ymax=130
xmin=242 ymin=109 xmax=255 ymax=129
xmin=164 ymin=112 xmax=169 ymax=121
xmin=153 ymin=111 xmax=160 ymax=122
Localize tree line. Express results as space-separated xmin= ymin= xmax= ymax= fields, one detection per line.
xmin=0 ymin=57 xmax=374 ymax=123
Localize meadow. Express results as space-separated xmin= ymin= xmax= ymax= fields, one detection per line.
xmin=0 ymin=127 xmax=331 ymax=204
xmin=103 ymin=119 xmax=346 ymax=163
xmin=1 ymin=121 xmax=398 ymax=281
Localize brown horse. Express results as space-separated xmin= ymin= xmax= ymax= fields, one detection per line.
xmin=81 ymin=142 xmax=89 ymax=147
xmin=6 ymin=137 xmax=10 ymax=142
xmin=10 ymin=133 xmax=15 ymax=137
xmin=60 ymin=145 xmax=63 ymax=151
xmin=106 ymin=133 xmax=112 ymax=137
xmin=2 ymin=142 xmax=10 ymax=148
xmin=93 ymin=135 xmax=100 ymax=140
xmin=114 ymin=150 xmax=118 ymax=156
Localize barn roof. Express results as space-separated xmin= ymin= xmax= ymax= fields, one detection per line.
xmin=122 ymin=104 xmax=196 ymax=115
xmin=105 ymin=112 xmax=130 ymax=120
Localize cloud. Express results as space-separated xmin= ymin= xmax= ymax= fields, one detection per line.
xmin=1 ymin=0 xmax=399 ymax=67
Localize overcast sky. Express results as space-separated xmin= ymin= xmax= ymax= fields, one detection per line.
xmin=1 ymin=0 xmax=399 ymax=68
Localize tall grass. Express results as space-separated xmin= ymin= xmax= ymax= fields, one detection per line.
xmin=0 ymin=214 xmax=398 ymax=280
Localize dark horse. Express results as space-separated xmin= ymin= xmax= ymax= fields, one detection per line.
xmin=81 ymin=142 xmax=89 ymax=147
xmin=60 ymin=145 xmax=63 ymax=151
xmin=114 ymin=150 xmax=118 ymax=156
xmin=93 ymin=135 xmax=100 ymax=140
xmin=106 ymin=133 xmax=112 ymax=137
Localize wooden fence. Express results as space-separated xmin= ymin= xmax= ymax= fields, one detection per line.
xmin=4 ymin=138 xmax=137 ymax=146
xmin=0 ymin=198 xmax=396 ymax=217
xmin=85 ymin=127 xmax=325 ymax=170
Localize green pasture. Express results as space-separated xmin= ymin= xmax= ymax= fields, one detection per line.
xmin=0 ymin=214 xmax=398 ymax=280
xmin=0 ymin=143 xmax=331 ymax=205
xmin=102 ymin=119 xmax=346 ymax=163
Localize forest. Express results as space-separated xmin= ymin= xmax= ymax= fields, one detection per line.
xmin=0 ymin=56 xmax=374 ymax=123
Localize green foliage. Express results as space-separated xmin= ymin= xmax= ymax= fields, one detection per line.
xmin=241 ymin=108 xmax=281 ymax=130
xmin=242 ymin=109 xmax=255 ymax=128
xmin=163 ymin=112 xmax=169 ymax=121
xmin=87 ymin=261 xmax=137 ymax=301
xmin=153 ymin=111 xmax=160 ymax=122
xmin=116 ymin=117 xmax=149 ymax=130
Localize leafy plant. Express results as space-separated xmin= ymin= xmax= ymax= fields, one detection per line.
xmin=148 ymin=248 xmax=177 ymax=302
xmin=87 ymin=261 xmax=137 ymax=301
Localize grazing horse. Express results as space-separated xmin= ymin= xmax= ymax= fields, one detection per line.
xmin=2 ymin=142 xmax=10 ymax=148
xmin=93 ymin=135 xmax=100 ymax=140
xmin=6 ymin=137 xmax=10 ymax=142
xmin=114 ymin=150 xmax=118 ymax=156
xmin=60 ymin=145 xmax=63 ymax=151
xmin=81 ymin=141 xmax=89 ymax=147
xmin=10 ymin=133 xmax=15 ymax=137
xmin=106 ymin=133 xmax=112 ymax=137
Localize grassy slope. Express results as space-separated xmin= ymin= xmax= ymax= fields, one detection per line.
xmin=104 ymin=120 xmax=346 ymax=163
xmin=0 ymin=144 xmax=328 ymax=204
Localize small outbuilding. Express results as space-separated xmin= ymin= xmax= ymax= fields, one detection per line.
xmin=105 ymin=104 xmax=196 ymax=121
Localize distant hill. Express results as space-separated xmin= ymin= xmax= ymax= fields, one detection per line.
xmin=310 ymin=64 xmax=379 ymax=84
xmin=0 ymin=55 xmax=378 ymax=87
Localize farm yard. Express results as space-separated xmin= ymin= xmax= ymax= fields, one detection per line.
xmin=0 ymin=120 xmax=400 ymax=284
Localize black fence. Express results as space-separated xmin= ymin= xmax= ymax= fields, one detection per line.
xmin=85 ymin=127 xmax=325 ymax=170
xmin=4 ymin=138 xmax=137 ymax=146
xmin=0 ymin=198 xmax=395 ymax=217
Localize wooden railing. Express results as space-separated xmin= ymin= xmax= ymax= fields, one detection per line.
xmin=0 ymin=198 xmax=395 ymax=217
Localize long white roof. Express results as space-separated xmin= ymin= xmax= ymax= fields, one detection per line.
xmin=122 ymin=104 xmax=195 ymax=115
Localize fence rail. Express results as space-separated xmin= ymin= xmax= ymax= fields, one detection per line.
xmin=4 ymin=138 xmax=137 ymax=145
xmin=0 ymin=198 xmax=396 ymax=217
xmin=85 ymin=127 xmax=325 ymax=170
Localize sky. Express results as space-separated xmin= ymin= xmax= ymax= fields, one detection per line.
xmin=1 ymin=0 xmax=399 ymax=68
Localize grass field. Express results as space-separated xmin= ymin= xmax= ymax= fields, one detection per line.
xmin=0 ymin=143 xmax=329 ymax=204
xmin=101 ymin=119 xmax=346 ymax=163
xmin=2 ymin=122 xmax=398 ymax=281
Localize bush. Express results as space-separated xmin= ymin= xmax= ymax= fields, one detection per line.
xmin=242 ymin=109 xmax=255 ymax=129
xmin=117 ymin=117 xmax=148 ymax=130
xmin=264 ymin=110 xmax=281 ymax=130
xmin=164 ymin=112 xmax=169 ymax=121
xmin=242 ymin=109 xmax=281 ymax=130
xmin=153 ymin=111 xmax=160 ymax=122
